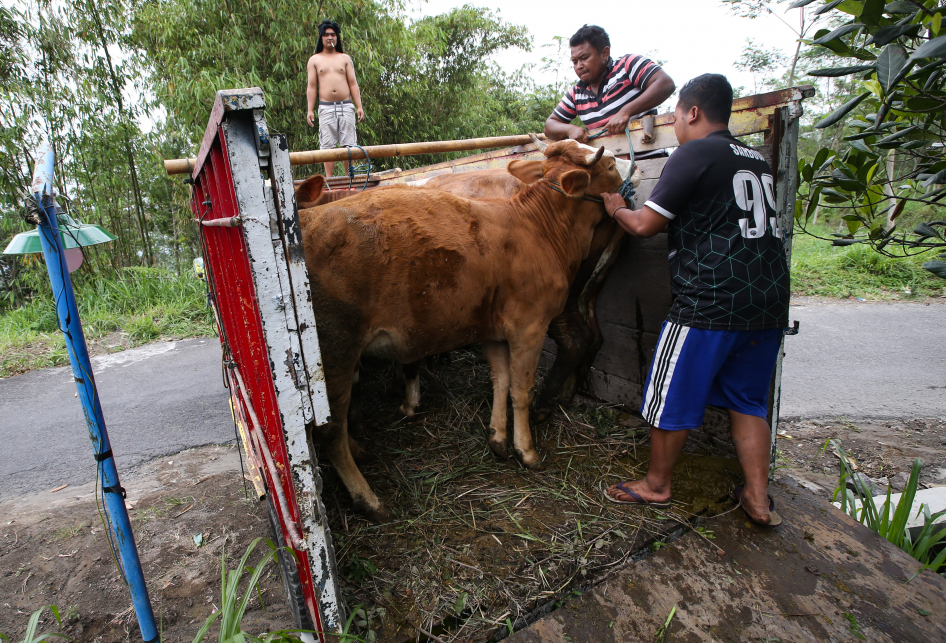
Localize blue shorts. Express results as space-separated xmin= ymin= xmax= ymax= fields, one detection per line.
xmin=640 ymin=321 xmax=783 ymax=430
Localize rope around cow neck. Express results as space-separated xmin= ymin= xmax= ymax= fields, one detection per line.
xmin=584 ymin=126 xmax=637 ymax=201
xmin=541 ymin=178 xmax=604 ymax=203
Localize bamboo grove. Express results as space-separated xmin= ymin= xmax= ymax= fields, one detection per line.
xmin=0 ymin=0 xmax=562 ymax=309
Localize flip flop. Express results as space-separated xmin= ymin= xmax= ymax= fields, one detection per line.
xmin=731 ymin=485 xmax=783 ymax=527
xmin=604 ymin=482 xmax=672 ymax=508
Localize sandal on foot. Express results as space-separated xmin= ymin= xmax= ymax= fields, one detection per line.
xmin=604 ymin=482 xmax=672 ymax=508
xmin=731 ymin=485 xmax=783 ymax=527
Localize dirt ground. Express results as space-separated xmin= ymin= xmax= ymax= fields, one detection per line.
xmin=1 ymin=350 xmax=742 ymax=643
xmin=776 ymin=416 xmax=946 ymax=499
xmin=2 ymin=346 xmax=945 ymax=642
xmin=0 ymin=445 xmax=297 ymax=642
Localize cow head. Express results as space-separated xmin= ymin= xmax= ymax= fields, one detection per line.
xmin=529 ymin=134 xmax=638 ymax=188
xmin=508 ymin=140 xmax=623 ymax=198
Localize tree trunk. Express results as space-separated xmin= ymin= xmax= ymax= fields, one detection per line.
xmin=88 ymin=1 xmax=153 ymax=266
xmin=884 ymin=149 xmax=898 ymax=231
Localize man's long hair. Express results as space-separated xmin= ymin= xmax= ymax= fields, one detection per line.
xmin=316 ymin=20 xmax=343 ymax=53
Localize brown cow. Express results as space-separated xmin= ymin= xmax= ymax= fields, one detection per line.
xmin=296 ymin=162 xmax=636 ymax=423
xmin=426 ymin=166 xmax=628 ymax=423
xmin=302 ymin=141 xmax=624 ymax=521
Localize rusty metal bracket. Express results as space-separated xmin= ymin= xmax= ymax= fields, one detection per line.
xmin=783 ymin=321 xmax=800 ymax=336
xmin=200 ymin=216 xmax=242 ymax=227
xmin=641 ymin=114 xmax=656 ymax=144
xmin=253 ymin=108 xmax=270 ymax=159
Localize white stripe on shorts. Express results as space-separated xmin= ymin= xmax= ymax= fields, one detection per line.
xmin=643 ymin=322 xmax=689 ymax=427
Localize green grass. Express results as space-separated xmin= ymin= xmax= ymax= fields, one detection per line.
xmin=2 ymin=234 xmax=942 ymax=378
xmin=0 ymin=267 xmax=215 ymax=378
xmin=828 ymin=439 xmax=946 ymax=577
xmin=790 ymin=229 xmax=946 ymax=299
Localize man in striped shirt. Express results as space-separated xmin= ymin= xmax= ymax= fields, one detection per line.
xmin=544 ymin=24 xmax=675 ymax=142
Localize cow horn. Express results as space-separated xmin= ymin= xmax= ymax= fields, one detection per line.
xmin=530 ymin=132 xmax=548 ymax=151
xmin=586 ymin=146 xmax=605 ymax=166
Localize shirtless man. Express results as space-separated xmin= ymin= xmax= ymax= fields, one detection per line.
xmin=306 ymin=20 xmax=365 ymax=178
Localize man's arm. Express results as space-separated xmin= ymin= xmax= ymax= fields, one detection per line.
xmin=604 ymin=69 xmax=676 ymax=135
xmin=601 ymin=193 xmax=668 ymax=237
xmin=306 ymin=57 xmax=318 ymax=127
xmin=545 ymin=87 xmax=588 ymax=142
xmin=544 ymin=115 xmax=589 ymax=143
xmin=346 ymin=55 xmax=364 ymax=121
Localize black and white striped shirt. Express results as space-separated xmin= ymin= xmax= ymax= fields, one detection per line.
xmin=552 ymin=54 xmax=662 ymax=129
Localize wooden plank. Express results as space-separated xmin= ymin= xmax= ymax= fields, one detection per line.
xmin=221 ymin=116 xmax=343 ymax=635
xmin=595 ymin=235 xmax=673 ymax=333
xmin=264 ymin=133 xmax=342 ymax=632
xmin=187 ymin=88 xmax=265 ymax=179
xmin=268 ymin=133 xmax=331 ymax=425
xmin=768 ymin=104 xmax=801 ymax=438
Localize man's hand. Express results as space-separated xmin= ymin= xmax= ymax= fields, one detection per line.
xmin=601 ymin=192 xmax=629 ymax=219
xmin=545 ymin=115 xmax=588 ymax=142
xmin=569 ymin=125 xmax=589 ymax=144
xmin=606 ymin=107 xmax=632 ymax=136
xmin=307 ymin=111 xmax=315 ymax=127
xmin=600 ymin=193 xmax=669 ymax=238
xmin=357 ymin=107 xmax=365 ymax=122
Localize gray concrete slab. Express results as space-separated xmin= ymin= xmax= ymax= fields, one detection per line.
xmin=507 ymin=478 xmax=946 ymax=642
xmin=0 ymin=338 xmax=233 ymax=499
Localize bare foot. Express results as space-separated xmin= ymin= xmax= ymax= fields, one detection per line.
xmin=605 ymin=478 xmax=671 ymax=504
xmin=736 ymin=485 xmax=774 ymax=525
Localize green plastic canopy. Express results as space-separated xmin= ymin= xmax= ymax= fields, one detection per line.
xmin=2 ymin=212 xmax=116 ymax=254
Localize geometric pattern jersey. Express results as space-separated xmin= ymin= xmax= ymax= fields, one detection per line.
xmin=552 ymin=54 xmax=662 ymax=129
xmin=645 ymin=129 xmax=790 ymax=331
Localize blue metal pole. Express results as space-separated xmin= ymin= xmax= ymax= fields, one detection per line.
xmin=31 ymin=143 xmax=160 ymax=643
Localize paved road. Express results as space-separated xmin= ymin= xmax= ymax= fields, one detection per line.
xmin=1 ymin=300 xmax=943 ymax=497
xmin=0 ymin=339 xmax=232 ymax=499
xmin=779 ymin=298 xmax=946 ymax=421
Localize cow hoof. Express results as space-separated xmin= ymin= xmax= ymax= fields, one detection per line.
xmin=359 ymin=502 xmax=394 ymax=524
xmin=351 ymin=448 xmax=376 ymax=466
xmin=516 ymin=449 xmax=542 ymax=470
xmin=530 ymin=406 xmax=554 ymax=425
xmin=488 ymin=438 xmax=510 ymax=460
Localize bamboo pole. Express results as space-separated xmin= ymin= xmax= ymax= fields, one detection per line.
xmin=164 ymin=133 xmax=547 ymax=175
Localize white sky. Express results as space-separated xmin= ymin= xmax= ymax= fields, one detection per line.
xmin=409 ymin=0 xmax=805 ymax=107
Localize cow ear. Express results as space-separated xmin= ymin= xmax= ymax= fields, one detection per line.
xmin=559 ymin=169 xmax=590 ymax=196
xmin=295 ymin=174 xmax=326 ymax=203
xmin=507 ymin=160 xmax=545 ymax=184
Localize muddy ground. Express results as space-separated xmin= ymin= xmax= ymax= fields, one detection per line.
xmin=776 ymin=416 xmax=946 ymax=499
xmin=2 ymin=352 xmax=945 ymax=642
xmin=0 ymin=445 xmax=298 ymax=642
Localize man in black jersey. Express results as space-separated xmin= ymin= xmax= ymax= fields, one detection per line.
xmin=599 ymin=74 xmax=790 ymax=527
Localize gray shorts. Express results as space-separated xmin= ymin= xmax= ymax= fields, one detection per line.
xmin=318 ymin=100 xmax=357 ymax=149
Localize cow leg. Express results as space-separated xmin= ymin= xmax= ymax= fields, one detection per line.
xmin=509 ymin=333 xmax=546 ymax=469
xmin=347 ymin=364 xmax=365 ymax=435
xmin=314 ymin=352 xmax=392 ymax=523
xmin=398 ymin=361 xmax=422 ymax=417
xmin=482 ymin=341 xmax=511 ymax=459
xmin=533 ymin=311 xmax=594 ymax=425
xmin=533 ymin=228 xmax=624 ymax=424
